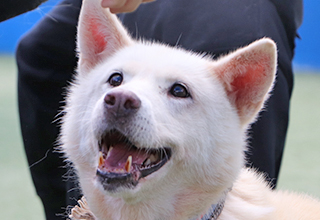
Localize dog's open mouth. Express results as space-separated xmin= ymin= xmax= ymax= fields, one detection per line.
xmin=96 ymin=130 xmax=171 ymax=191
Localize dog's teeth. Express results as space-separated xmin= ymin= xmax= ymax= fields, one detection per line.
xmin=106 ymin=146 xmax=113 ymax=159
xmin=98 ymin=152 xmax=104 ymax=167
xmin=125 ymin=155 xmax=132 ymax=172
xmin=144 ymin=158 xmax=151 ymax=166
xmin=149 ymin=154 xmax=158 ymax=163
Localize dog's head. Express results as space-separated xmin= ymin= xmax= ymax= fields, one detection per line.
xmin=61 ymin=0 xmax=276 ymax=218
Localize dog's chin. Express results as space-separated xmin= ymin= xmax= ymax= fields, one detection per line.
xmin=96 ymin=130 xmax=172 ymax=192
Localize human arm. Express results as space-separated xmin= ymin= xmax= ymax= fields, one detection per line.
xmin=0 ymin=0 xmax=48 ymax=21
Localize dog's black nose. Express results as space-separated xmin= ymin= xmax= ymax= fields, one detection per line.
xmin=104 ymin=90 xmax=141 ymax=117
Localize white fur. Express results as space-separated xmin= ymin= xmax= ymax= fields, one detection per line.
xmin=61 ymin=0 xmax=320 ymax=219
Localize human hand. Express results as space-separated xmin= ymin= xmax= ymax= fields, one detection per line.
xmin=101 ymin=0 xmax=155 ymax=13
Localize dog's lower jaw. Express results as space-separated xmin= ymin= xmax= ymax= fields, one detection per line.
xmin=74 ymin=150 xmax=237 ymax=220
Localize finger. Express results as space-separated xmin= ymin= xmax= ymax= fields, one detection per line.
xmin=109 ymin=0 xmax=143 ymax=13
xmin=101 ymin=0 xmax=126 ymax=9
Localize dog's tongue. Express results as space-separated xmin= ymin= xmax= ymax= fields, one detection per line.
xmin=103 ymin=143 xmax=148 ymax=170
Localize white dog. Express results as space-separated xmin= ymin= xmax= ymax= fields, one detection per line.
xmin=60 ymin=0 xmax=320 ymax=219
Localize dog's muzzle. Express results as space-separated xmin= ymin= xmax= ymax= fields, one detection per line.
xmin=96 ymin=91 xmax=171 ymax=191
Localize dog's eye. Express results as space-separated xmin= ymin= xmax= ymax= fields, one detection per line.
xmin=108 ymin=72 xmax=123 ymax=87
xmin=170 ymin=83 xmax=190 ymax=98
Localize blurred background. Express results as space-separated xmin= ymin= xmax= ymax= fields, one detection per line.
xmin=0 ymin=0 xmax=319 ymax=219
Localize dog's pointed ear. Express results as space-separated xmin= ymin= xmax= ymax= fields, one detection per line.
xmin=214 ymin=38 xmax=277 ymax=126
xmin=77 ymin=0 xmax=133 ymax=73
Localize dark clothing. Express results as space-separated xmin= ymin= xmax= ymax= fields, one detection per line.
xmin=16 ymin=0 xmax=302 ymax=219
xmin=16 ymin=0 xmax=81 ymax=218
xmin=0 ymin=0 xmax=47 ymax=22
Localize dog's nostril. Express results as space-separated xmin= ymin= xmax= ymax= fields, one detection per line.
xmin=105 ymin=94 xmax=116 ymax=106
xmin=124 ymin=96 xmax=141 ymax=110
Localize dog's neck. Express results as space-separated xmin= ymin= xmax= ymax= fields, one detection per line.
xmin=194 ymin=188 xmax=229 ymax=220
xmin=71 ymin=191 xmax=228 ymax=220
xmin=83 ymin=179 xmax=232 ymax=220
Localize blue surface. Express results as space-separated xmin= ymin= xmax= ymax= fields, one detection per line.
xmin=0 ymin=0 xmax=319 ymax=70
xmin=293 ymin=1 xmax=320 ymax=71
xmin=0 ymin=0 xmax=59 ymax=53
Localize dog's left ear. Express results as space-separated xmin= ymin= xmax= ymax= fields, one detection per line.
xmin=77 ymin=0 xmax=133 ymax=73
xmin=214 ymin=38 xmax=277 ymax=126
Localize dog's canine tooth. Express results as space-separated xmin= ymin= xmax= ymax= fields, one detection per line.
xmin=125 ymin=155 xmax=132 ymax=172
xmin=98 ymin=151 xmax=104 ymax=167
xmin=149 ymin=154 xmax=158 ymax=163
xmin=144 ymin=158 xmax=151 ymax=166
xmin=106 ymin=146 xmax=113 ymax=159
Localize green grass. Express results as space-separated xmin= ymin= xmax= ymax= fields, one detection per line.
xmin=0 ymin=55 xmax=320 ymax=219
xmin=277 ymin=73 xmax=320 ymax=196
xmin=0 ymin=56 xmax=45 ymax=219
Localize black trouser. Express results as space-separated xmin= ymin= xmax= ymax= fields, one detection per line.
xmin=16 ymin=0 xmax=296 ymax=219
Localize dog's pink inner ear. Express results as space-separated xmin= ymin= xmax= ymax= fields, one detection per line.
xmin=216 ymin=39 xmax=276 ymax=126
xmin=88 ymin=18 xmax=107 ymax=55
xmin=229 ymin=58 xmax=271 ymax=120
xmin=77 ymin=0 xmax=133 ymax=73
xmin=227 ymin=55 xmax=271 ymax=101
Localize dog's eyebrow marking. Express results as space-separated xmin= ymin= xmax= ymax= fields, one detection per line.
xmin=29 ymin=149 xmax=51 ymax=168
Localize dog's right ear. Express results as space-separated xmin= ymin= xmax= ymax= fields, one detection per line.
xmin=77 ymin=0 xmax=133 ymax=73
xmin=213 ymin=38 xmax=277 ymax=127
